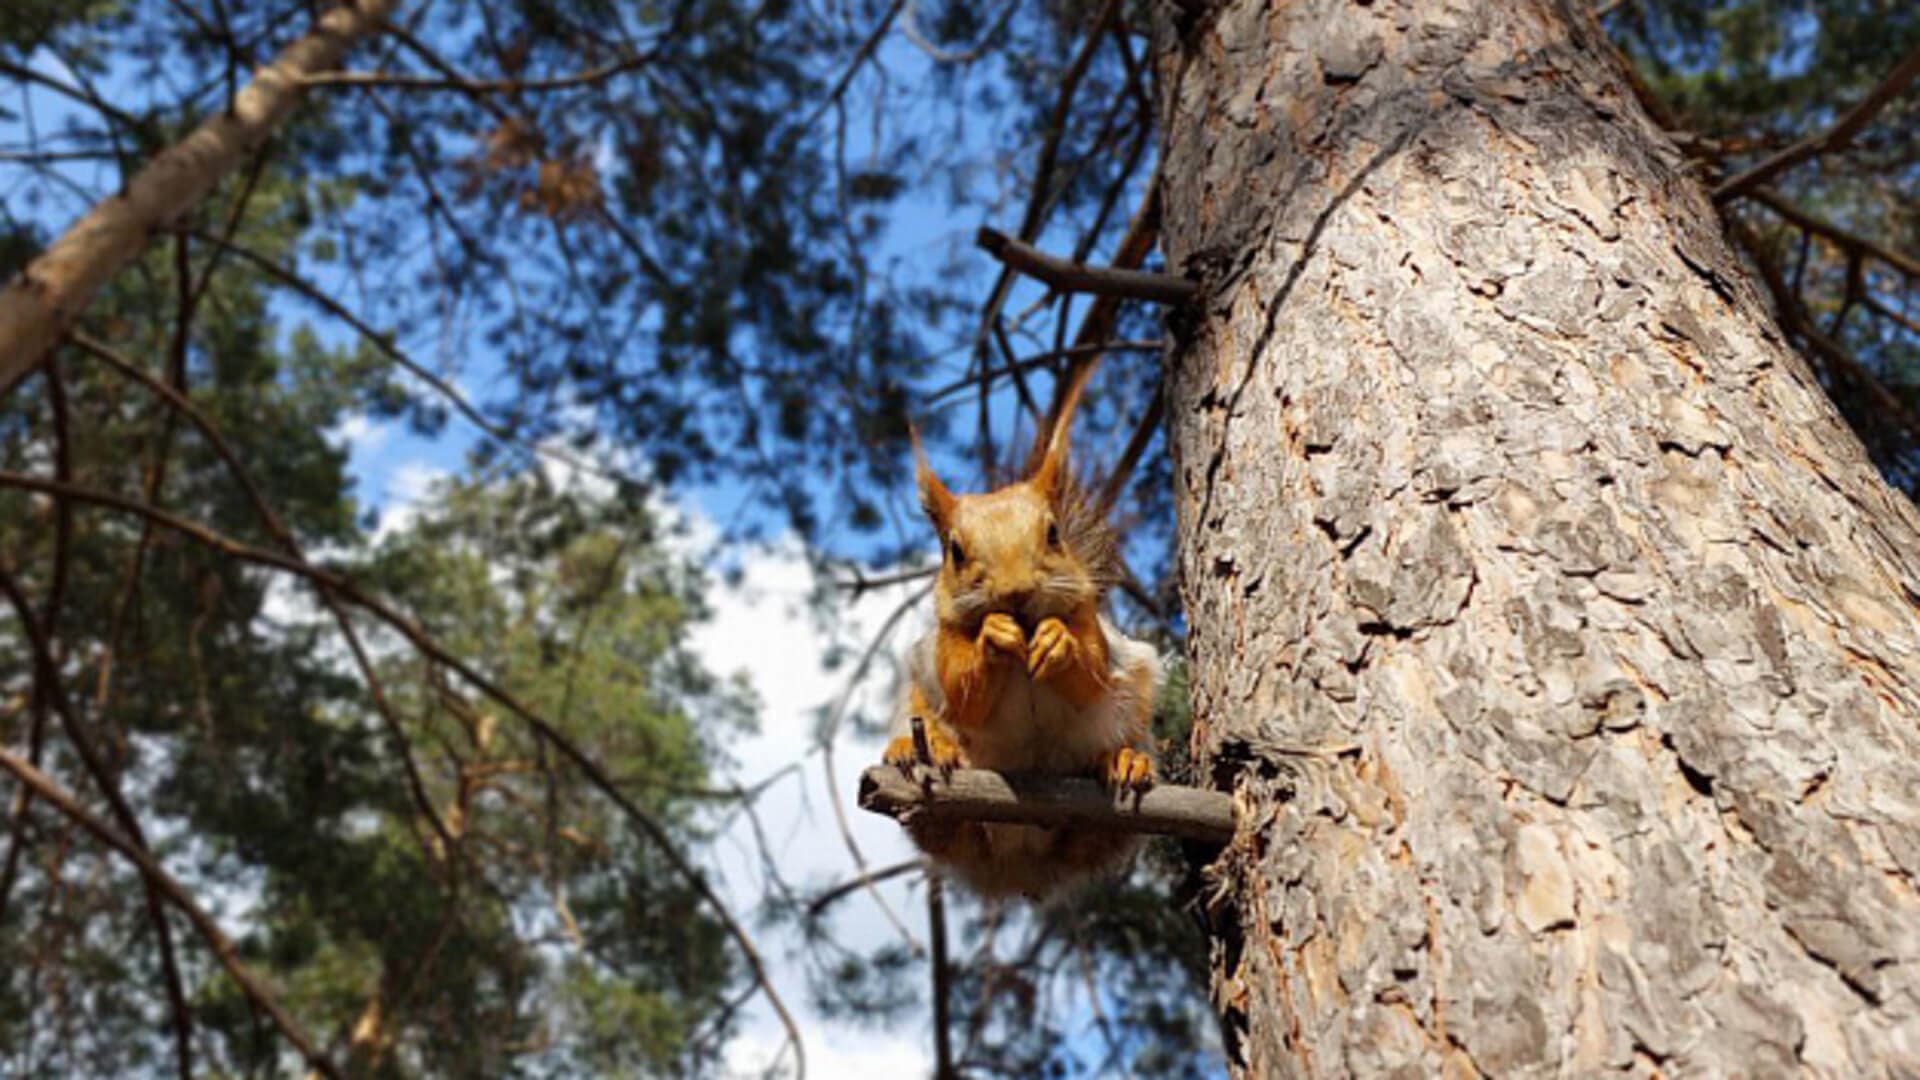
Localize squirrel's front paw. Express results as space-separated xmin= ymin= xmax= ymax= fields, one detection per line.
xmin=883 ymin=728 xmax=964 ymax=775
xmin=979 ymin=612 xmax=1026 ymax=662
xmin=1027 ymin=617 xmax=1078 ymax=681
xmin=1098 ymin=747 xmax=1155 ymax=793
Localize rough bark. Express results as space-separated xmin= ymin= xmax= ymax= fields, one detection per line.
xmin=0 ymin=0 xmax=399 ymax=398
xmin=1152 ymin=0 xmax=1920 ymax=1075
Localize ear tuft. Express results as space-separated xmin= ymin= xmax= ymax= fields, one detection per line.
xmin=910 ymin=423 xmax=956 ymax=530
xmin=1030 ymin=359 xmax=1097 ymax=499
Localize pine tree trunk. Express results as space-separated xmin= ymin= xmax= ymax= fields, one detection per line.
xmin=0 ymin=0 xmax=399 ymax=398
xmin=1152 ymin=0 xmax=1920 ymax=1073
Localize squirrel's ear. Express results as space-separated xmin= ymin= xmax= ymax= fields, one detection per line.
xmin=910 ymin=423 xmax=956 ymax=530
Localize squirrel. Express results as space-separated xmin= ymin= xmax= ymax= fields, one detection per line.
xmin=882 ymin=361 xmax=1161 ymax=900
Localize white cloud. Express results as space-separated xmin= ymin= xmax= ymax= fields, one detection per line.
xmin=326 ymin=412 xmax=389 ymax=456
xmin=691 ymin=531 xmax=938 ymax=1076
xmin=387 ymin=461 xmax=446 ymax=504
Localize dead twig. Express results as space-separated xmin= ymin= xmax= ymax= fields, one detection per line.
xmin=976 ymin=227 xmax=1197 ymax=306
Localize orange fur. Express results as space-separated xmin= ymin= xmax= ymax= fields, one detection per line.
xmin=884 ymin=366 xmax=1161 ymax=900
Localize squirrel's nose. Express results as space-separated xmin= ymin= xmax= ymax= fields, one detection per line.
xmin=998 ymin=587 xmax=1034 ymax=615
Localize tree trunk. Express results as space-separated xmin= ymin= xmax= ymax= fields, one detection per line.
xmin=0 ymin=0 xmax=399 ymax=398
xmin=1152 ymin=0 xmax=1920 ymax=1074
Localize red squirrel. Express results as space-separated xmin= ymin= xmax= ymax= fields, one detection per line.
xmin=883 ymin=363 xmax=1160 ymax=899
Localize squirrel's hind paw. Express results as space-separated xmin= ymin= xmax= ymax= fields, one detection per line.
xmin=883 ymin=727 xmax=964 ymax=776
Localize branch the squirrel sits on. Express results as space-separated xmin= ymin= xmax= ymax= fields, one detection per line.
xmin=883 ymin=359 xmax=1161 ymax=900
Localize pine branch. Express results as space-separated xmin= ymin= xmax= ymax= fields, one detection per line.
xmin=1714 ymin=40 xmax=1920 ymax=202
xmin=858 ymin=766 xmax=1236 ymax=845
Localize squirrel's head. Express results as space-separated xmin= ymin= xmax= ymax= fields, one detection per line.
xmin=913 ymin=365 xmax=1109 ymax=632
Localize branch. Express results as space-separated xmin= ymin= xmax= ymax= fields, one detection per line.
xmin=0 ymin=0 xmax=403 ymax=398
xmin=71 ymin=333 xmax=456 ymax=860
xmin=928 ymin=877 xmax=957 ymax=1080
xmin=0 ymin=747 xmax=341 ymax=1079
xmin=1714 ymin=40 xmax=1920 ymax=202
xmin=975 ymin=227 xmax=1198 ymax=306
xmin=1730 ymin=215 xmax=1920 ymax=450
xmin=302 ymin=53 xmax=656 ymax=92
xmin=805 ymin=857 xmax=925 ymax=919
xmin=797 ymin=0 xmax=909 ymax=136
xmin=1747 ymin=185 xmax=1920 ymax=280
xmin=180 ymin=228 xmax=646 ymax=491
xmin=0 ymin=561 xmax=196 ymax=1080
xmin=858 ymin=767 xmax=1236 ymax=845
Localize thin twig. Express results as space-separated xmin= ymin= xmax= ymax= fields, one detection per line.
xmin=1095 ymin=386 xmax=1164 ymax=516
xmin=303 ymin=52 xmax=657 ymax=92
xmin=805 ymin=857 xmax=925 ymax=919
xmin=1747 ymin=185 xmax=1920 ymax=280
xmin=0 ymin=563 xmax=196 ymax=1080
xmin=1731 ymin=215 xmax=1920 ymax=449
xmin=818 ymin=582 xmax=934 ymax=954
xmin=181 ymin=228 xmax=645 ymax=490
xmin=796 ymin=0 xmax=910 ymax=136
xmin=70 ymin=333 xmax=457 ymax=861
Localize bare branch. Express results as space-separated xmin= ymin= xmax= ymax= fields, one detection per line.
xmin=1747 ymin=185 xmax=1920 ymax=280
xmin=1714 ymin=40 xmax=1920 ymax=202
xmin=303 ymin=53 xmax=656 ymax=92
xmin=1095 ymin=386 xmax=1165 ymax=516
xmin=180 ymin=228 xmax=645 ymax=491
xmin=805 ymin=857 xmax=925 ymax=919
xmin=926 ymin=340 xmax=1162 ymax=407
xmin=70 ymin=333 xmax=457 ymax=861
xmin=817 ymin=583 xmax=934 ymax=955
xmin=977 ymin=227 xmax=1195 ymax=307
xmin=0 ymin=0 xmax=403 ymax=398
xmin=1730 ymin=215 xmax=1920 ymax=451
xmin=0 ymin=747 xmax=342 ymax=1079
xmin=0 ymin=560 xmax=196 ymax=1079
xmin=858 ymin=767 xmax=1237 ymax=845
xmin=798 ymin=0 xmax=910 ymax=136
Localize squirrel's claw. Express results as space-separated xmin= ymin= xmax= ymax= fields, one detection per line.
xmin=1028 ymin=617 xmax=1076 ymax=681
xmin=883 ymin=728 xmax=963 ymax=779
xmin=1099 ymin=747 xmax=1156 ymax=793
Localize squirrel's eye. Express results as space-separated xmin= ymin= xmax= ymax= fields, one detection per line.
xmin=1046 ymin=520 xmax=1061 ymax=549
xmin=948 ymin=536 xmax=966 ymax=565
